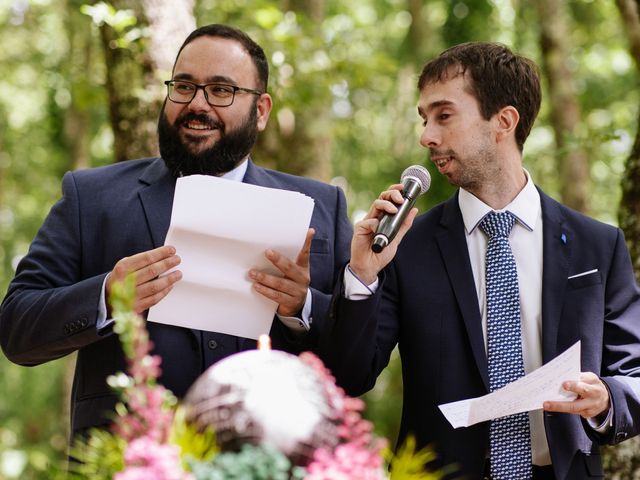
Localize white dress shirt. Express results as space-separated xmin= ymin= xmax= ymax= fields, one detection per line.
xmin=459 ymin=172 xmax=549 ymax=465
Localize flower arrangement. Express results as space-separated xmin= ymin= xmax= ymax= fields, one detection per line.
xmin=67 ymin=277 xmax=443 ymax=479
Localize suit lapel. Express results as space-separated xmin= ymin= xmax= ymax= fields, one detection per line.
xmin=436 ymin=194 xmax=489 ymax=389
xmin=539 ymin=190 xmax=571 ymax=363
xmin=137 ymin=158 xmax=177 ymax=248
xmin=242 ymin=158 xmax=279 ymax=188
xmin=433 ymin=189 xmax=571 ymax=388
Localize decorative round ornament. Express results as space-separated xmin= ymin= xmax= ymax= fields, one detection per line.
xmin=183 ymin=346 xmax=339 ymax=466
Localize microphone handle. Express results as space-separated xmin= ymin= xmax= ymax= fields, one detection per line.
xmin=371 ymin=180 xmax=421 ymax=253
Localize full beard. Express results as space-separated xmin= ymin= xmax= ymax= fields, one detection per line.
xmin=158 ymin=102 xmax=258 ymax=177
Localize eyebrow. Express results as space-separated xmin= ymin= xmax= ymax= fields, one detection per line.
xmin=418 ymin=99 xmax=455 ymax=116
xmin=172 ymin=73 xmax=238 ymax=85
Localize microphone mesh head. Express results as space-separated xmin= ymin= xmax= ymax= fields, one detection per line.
xmin=401 ymin=165 xmax=431 ymax=194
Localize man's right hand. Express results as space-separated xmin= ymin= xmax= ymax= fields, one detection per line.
xmin=349 ymin=184 xmax=418 ymax=285
xmin=106 ymin=245 xmax=182 ymax=316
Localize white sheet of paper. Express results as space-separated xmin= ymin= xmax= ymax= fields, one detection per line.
xmin=147 ymin=175 xmax=315 ymax=339
xmin=438 ymin=341 xmax=581 ymax=428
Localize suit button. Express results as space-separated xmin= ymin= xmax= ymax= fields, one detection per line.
xmin=208 ymin=340 xmax=218 ymax=350
xmin=616 ymin=432 xmax=628 ymax=443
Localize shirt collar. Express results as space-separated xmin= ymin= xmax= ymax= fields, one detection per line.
xmin=177 ymin=158 xmax=249 ymax=182
xmin=221 ymin=158 xmax=249 ymax=182
xmin=458 ymin=169 xmax=541 ymax=234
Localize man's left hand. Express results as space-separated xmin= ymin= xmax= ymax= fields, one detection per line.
xmin=249 ymin=228 xmax=314 ymax=317
xmin=543 ymin=372 xmax=610 ymax=419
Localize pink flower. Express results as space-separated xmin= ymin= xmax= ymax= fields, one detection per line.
xmin=298 ymin=353 xmax=388 ymax=479
xmin=115 ymin=437 xmax=192 ymax=480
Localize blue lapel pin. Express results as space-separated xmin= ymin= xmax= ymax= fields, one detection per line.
xmin=560 ymin=233 xmax=567 ymax=244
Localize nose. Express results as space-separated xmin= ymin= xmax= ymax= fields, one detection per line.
xmin=187 ymin=87 xmax=212 ymax=112
xmin=420 ymin=123 xmax=441 ymax=149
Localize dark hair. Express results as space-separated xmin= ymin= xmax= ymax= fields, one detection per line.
xmin=418 ymin=42 xmax=541 ymax=151
xmin=174 ymin=24 xmax=269 ymax=92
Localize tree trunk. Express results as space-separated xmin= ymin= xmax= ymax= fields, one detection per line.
xmin=606 ymin=2 xmax=640 ymax=477
xmin=394 ymin=0 xmax=441 ymax=159
xmin=100 ymin=20 xmax=156 ymax=162
xmin=64 ymin=5 xmax=93 ymax=171
xmin=257 ymin=0 xmax=331 ymax=181
xmin=141 ymin=0 xmax=195 ymax=76
xmin=98 ymin=0 xmax=195 ymax=163
xmin=617 ymin=0 xmax=640 ymax=280
xmin=532 ymin=0 xmax=590 ymax=213
xmin=619 ymin=106 xmax=640 ymax=280
xmin=284 ymin=0 xmax=332 ymax=181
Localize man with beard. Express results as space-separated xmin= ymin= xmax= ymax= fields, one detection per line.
xmin=0 ymin=24 xmax=352 ymax=437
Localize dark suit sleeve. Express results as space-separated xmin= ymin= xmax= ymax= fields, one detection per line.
xmin=308 ymin=184 xmax=353 ymax=331
xmin=0 ymin=172 xmax=107 ymax=366
xmin=319 ymin=264 xmax=401 ymax=398
xmin=595 ymin=228 xmax=640 ymax=444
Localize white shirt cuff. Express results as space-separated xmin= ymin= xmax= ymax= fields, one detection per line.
xmin=96 ymin=274 xmax=113 ymax=332
xmin=344 ymin=264 xmax=379 ymax=300
xmin=277 ymin=289 xmax=312 ymax=332
xmin=587 ymin=404 xmax=613 ymax=433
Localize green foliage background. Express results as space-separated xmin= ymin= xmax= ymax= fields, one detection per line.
xmin=0 ymin=0 xmax=639 ymax=477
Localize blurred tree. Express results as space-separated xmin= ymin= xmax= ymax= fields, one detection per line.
xmin=442 ymin=0 xmax=494 ymax=45
xmin=275 ymin=0 xmax=333 ymax=181
xmin=0 ymin=3 xmax=76 ymax=476
xmin=142 ymin=0 xmax=196 ymax=75
xmin=532 ymin=0 xmax=590 ymax=213
xmin=610 ymin=0 xmax=640 ymax=473
xmin=617 ymin=0 xmax=640 ymax=279
xmin=85 ymin=0 xmax=156 ymax=161
xmin=63 ymin=1 xmax=95 ymax=171
xmin=85 ymin=0 xmax=195 ymax=162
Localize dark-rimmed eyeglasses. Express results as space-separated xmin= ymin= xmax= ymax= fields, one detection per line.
xmin=164 ymin=80 xmax=263 ymax=107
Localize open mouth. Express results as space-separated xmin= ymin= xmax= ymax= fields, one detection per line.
xmin=185 ymin=120 xmax=216 ymax=131
xmin=432 ymin=156 xmax=452 ymax=169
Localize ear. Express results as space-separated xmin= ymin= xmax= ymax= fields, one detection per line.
xmin=494 ymin=105 xmax=519 ymax=144
xmin=256 ymin=93 xmax=273 ymax=132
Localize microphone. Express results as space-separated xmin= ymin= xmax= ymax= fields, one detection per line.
xmin=371 ymin=165 xmax=431 ymax=253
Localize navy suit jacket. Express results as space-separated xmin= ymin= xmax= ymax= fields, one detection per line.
xmin=0 ymin=157 xmax=352 ymax=435
xmin=321 ymin=189 xmax=640 ymax=480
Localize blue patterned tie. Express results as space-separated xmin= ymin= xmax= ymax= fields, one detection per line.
xmin=480 ymin=211 xmax=532 ymax=480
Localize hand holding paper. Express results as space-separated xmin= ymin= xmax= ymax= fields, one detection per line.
xmin=147 ymin=175 xmax=315 ymax=339
xmin=543 ymin=370 xmax=611 ymax=420
xmin=439 ymin=342 xmax=581 ymax=428
xmin=249 ymin=228 xmax=315 ymax=317
xmin=106 ymin=245 xmax=182 ymax=315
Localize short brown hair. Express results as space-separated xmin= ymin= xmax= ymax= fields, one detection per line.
xmin=418 ymin=42 xmax=541 ymax=151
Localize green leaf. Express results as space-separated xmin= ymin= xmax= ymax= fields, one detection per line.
xmin=171 ymin=407 xmax=219 ymax=464
xmin=67 ymin=428 xmax=126 ymax=479
xmin=387 ymin=436 xmax=447 ymax=480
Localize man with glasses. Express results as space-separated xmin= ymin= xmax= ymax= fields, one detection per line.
xmin=0 ymin=24 xmax=352 ymax=437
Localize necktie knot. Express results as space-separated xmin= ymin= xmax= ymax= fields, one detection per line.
xmin=480 ymin=211 xmax=516 ymax=239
